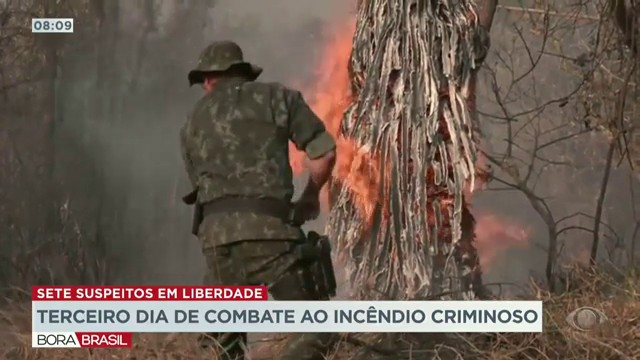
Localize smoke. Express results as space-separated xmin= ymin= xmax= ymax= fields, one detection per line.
xmin=54 ymin=0 xmax=352 ymax=285
xmin=471 ymin=8 xmax=640 ymax=292
xmin=53 ymin=0 xmax=637 ymax=297
xmin=207 ymin=0 xmax=353 ymax=83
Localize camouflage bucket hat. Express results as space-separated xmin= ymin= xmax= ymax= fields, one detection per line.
xmin=188 ymin=41 xmax=263 ymax=86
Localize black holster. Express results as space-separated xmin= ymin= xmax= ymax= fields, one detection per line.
xmin=182 ymin=189 xmax=202 ymax=236
xmin=295 ymin=231 xmax=337 ymax=299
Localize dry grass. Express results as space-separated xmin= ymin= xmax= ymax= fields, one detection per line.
xmin=460 ymin=267 xmax=640 ymax=360
xmin=1 ymin=267 xmax=638 ymax=360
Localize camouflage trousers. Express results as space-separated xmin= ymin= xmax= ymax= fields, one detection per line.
xmin=200 ymin=240 xmax=337 ymax=360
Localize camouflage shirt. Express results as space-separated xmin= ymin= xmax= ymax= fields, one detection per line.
xmin=180 ymin=77 xmax=336 ymax=246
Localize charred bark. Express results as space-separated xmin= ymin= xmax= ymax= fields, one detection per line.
xmin=328 ymin=0 xmax=497 ymax=300
xmin=610 ymin=0 xmax=639 ymax=56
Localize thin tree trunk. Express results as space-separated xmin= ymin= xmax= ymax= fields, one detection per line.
xmin=590 ymin=139 xmax=616 ymax=266
xmin=610 ymin=0 xmax=639 ymax=56
xmin=36 ymin=0 xmax=59 ymax=235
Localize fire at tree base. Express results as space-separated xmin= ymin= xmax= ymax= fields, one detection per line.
xmin=325 ymin=0 xmax=493 ymax=301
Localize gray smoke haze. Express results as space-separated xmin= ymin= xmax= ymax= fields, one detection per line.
xmin=53 ymin=0 xmax=638 ymax=298
xmin=55 ymin=0 xmax=352 ymax=286
xmin=473 ymin=7 xmax=639 ymax=292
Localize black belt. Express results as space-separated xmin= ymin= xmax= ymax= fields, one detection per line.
xmin=202 ymin=197 xmax=292 ymax=222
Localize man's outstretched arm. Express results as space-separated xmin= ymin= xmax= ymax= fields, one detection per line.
xmin=285 ymin=88 xmax=336 ymax=221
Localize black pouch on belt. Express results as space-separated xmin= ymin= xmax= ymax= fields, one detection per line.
xmin=295 ymin=231 xmax=337 ymax=299
xmin=182 ymin=189 xmax=202 ymax=236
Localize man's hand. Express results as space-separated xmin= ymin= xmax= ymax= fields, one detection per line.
xmin=291 ymin=150 xmax=335 ymax=225
xmin=292 ymin=192 xmax=321 ymax=224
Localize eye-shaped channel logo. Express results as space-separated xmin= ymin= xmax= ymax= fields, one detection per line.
xmin=566 ymin=307 xmax=608 ymax=331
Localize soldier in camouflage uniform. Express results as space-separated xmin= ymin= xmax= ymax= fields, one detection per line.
xmin=180 ymin=41 xmax=338 ymax=360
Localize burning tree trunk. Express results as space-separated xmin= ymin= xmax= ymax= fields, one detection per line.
xmin=326 ymin=0 xmax=497 ymax=300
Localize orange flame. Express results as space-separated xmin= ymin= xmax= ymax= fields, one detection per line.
xmin=290 ymin=19 xmax=377 ymax=216
xmin=291 ymin=18 xmax=530 ymax=269
xmin=289 ymin=20 xmax=355 ymax=174
xmin=474 ymin=213 xmax=530 ymax=268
